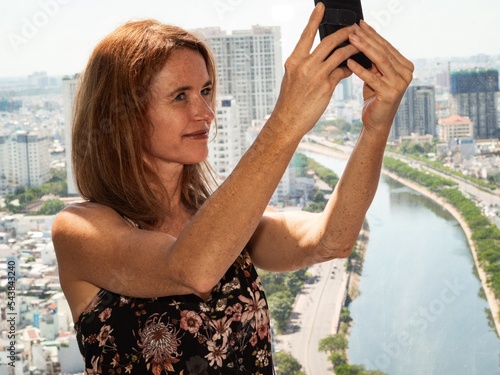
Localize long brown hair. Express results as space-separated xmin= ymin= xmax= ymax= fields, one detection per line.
xmin=72 ymin=20 xmax=217 ymax=230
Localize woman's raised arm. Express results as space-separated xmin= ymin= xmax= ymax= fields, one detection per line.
xmin=248 ymin=19 xmax=414 ymax=272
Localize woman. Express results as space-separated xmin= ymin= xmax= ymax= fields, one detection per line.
xmin=52 ymin=3 xmax=413 ymax=374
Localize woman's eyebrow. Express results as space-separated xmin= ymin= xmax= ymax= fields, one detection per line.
xmin=167 ymin=80 xmax=213 ymax=96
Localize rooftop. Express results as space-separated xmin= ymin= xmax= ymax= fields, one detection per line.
xmin=439 ymin=114 xmax=473 ymax=125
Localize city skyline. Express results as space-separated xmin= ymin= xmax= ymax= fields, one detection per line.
xmin=1 ymin=0 xmax=500 ymax=77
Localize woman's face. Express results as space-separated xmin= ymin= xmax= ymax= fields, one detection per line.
xmin=145 ymin=48 xmax=215 ymax=171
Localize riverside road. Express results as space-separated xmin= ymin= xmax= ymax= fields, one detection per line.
xmin=275 ymin=258 xmax=348 ymax=375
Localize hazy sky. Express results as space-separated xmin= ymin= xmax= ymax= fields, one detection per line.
xmin=1 ymin=0 xmax=499 ymax=77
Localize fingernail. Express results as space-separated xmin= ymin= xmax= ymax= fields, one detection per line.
xmin=360 ymin=19 xmax=369 ymax=29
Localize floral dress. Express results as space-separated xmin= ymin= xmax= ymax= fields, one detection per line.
xmin=76 ymin=250 xmax=275 ymax=375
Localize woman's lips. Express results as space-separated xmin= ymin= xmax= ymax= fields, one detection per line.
xmin=183 ymin=130 xmax=209 ymax=139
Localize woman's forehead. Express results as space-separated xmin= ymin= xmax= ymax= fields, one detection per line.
xmin=150 ymin=49 xmax=210 ymax=90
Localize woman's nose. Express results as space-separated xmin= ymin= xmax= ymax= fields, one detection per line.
xmin=195 ymin=96 xmax=215 ymax=122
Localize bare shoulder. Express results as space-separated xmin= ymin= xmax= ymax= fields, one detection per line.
xmin=51 ymin=202 xmax=132 ymax=263
xmin=52 ymin=202 xmax=124 ymax=239
xmin=53 ymin=201 xmax=122 ymax=223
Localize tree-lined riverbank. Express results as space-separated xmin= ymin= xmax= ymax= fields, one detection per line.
xmin=383 ymin=160 xmax=500 ymax=337
xmin=298 ymin=141 xmax=500 ymax=338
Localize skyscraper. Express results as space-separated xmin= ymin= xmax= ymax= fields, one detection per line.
xmin=450 ymin=69 xmax=499 ymax=139
xmin=62 ymin=74 xmax=80 ymax=196
xmin=195 ymin=25 xmax=283 ymax=152
xmin=392 ymin=85 xmax=436 ymax=140
xmin=0 ymin=133 xmax=7 ymax=195
xmin=5 ymin=130 xmax=51 ymax=190
xmin=208 ymin=97 xmax=242 ymax=180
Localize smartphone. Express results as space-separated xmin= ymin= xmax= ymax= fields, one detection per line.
xmin=314 ymin=0 xmax=372 ymax=69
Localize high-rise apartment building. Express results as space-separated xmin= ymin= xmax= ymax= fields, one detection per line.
xmin=334 ymin=78 xmax=354 ymax=102
xmin=3 ymin=130 xmax=51 ymax=191
xmin=208 ymin=97 xmax=242 ymax=180
xmin=392 ymin=85 xmax=436 ymax=140
xmin=62 ymin=74 xmax=80 ymax=196
xmin=450 ymin=69 xmax=499 ymax=139
xmin=0 ymin=133 xmax=7 ymax=195
xmin=195 ymin=25 xmax=283 ymax=152
xmin=436 ymin=69 xmax=451 ymax=90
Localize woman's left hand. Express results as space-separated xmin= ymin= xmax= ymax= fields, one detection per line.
xmin=346 ymin=20 xmax=414 ymax=135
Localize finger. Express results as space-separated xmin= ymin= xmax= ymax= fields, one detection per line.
xmin=323 ymin=43 xmax=359 ymax=71
xmin=350 ymin=27 xmax=407 ymax=83
xmin=346 ymin=56 xmax=391 ymax=96
xmin=348 ymin=28 xmax=411 ymax=84
xmin=311 ymin=25 xmax=358 ymax=62
xmin=292 ymin=2 xmax=325 ymax=56
xmin=328 ymin=66 xmax=353 ymax=87
xmin=359 ymin=20 xmax=414 ymax=75
xmin=347 ymin=55 xmax=409 ymax=106
xmin=346 ymin=57 xmax=372 ymax=83
xmin=350 ymin=27 xmax=395 ymax=70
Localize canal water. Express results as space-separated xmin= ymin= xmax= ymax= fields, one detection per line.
xmin=305 ymin=151 xmax=500 ymax=375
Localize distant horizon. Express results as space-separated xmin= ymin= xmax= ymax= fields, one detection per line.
xmin=0 ymin=52 xmax=499 ymax=80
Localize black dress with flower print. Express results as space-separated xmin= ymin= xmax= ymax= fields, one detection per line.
xmin=76 ymin=250 xmax=275 ymax=375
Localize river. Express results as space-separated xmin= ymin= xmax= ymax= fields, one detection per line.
xmin=305 ymin=151 xmax=500 ymax=375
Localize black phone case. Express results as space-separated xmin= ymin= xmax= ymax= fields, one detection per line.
xmin=314 ymin=0 xmax=372 ymax=69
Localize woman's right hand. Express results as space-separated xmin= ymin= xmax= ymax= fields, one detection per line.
xmin=270 ymin=2 xmax=359 ymax=135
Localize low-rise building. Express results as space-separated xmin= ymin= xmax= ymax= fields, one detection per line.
xmin=439 ymin=115 xmax=474 ymax=143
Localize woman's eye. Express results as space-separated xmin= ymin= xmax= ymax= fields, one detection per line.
xmin=201 ymin=87 xmax=212 ymax=96
xmin=174 ymin=92 xmax=186 ymax=101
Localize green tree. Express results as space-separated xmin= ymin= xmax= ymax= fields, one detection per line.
xmin=335 ymin=364 xmax=387 ymax=375
xmin=339 ymin=307 xmax=352 ymax=324
xmin=285 ymin=269 xmax=308 ymax=296
xmin=37 ymin=199 xmax=65 ymax=215
xmin=267 ymin=291 xmax=294 ymax=333
xmin=259 ymin=271 xmax=288 ymax=295
xmin=347 ymin=247 xmax=362 ymax=274
xmin=274 ymin=352 xmax=305 ymax=375
xmin=49 ymin=168 xmax=67 ymax=182
xmin=312 ymin=189 xmax=326 ymax=203
xmin=306 ymin=158 xmax=339 ymax=188
xmin=329 ymin=352 xmax=347 ymax=367
xmin=318 ymin=334 xmax=348 ymax=353
xmin=335 ymin=364 xmax=366 ymax=375
xmin=303 ymin=199 xmax=326 ymax=213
